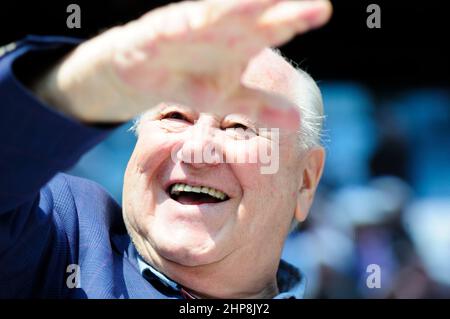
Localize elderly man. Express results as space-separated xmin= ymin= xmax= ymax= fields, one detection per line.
xmin=0 ymin=0 xmax=331 ymax=298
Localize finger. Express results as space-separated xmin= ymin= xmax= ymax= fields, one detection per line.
xmin=220 ymin=86 xmax=301 ymax=132
xmin=212 ymin=0 xmax=282 ymax=19
xmin=256 ymin=0 xmax=332 ymax=46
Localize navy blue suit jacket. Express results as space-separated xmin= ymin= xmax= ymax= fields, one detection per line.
xmin=0 ymin=36 xmax=305 ymax=299
xmin=0 ymin=36 xmax=170 ymax=298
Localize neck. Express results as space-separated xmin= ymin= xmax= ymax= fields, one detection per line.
xmin=144 ymin=251 xmax=280 ymax=299
xmin=184 ymin=278 xmax=279 ymax=299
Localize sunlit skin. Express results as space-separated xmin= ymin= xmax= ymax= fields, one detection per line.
xmin=37 ymin=0 xmax=332 ymax=124
xmin=33 ymin=0 xmax=331 ymax=299
xmin=122 ymin=49 xmax=325 ymax=299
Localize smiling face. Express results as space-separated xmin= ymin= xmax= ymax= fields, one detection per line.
xmin=122 ymin=49 xmax=325 ymax=298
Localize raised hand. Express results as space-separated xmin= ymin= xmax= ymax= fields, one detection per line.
xmin=34 ymin=0 xmax=332 ymax=123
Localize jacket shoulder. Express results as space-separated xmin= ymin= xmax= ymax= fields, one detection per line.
xmin=42 ymin=173 xmax=122 ymax=226
xmin=46 ymin=172 xmax=123 ymax=231
xmin=45 ymin=173 xmax=113 ymax=200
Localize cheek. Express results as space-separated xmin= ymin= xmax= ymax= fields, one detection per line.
xmin=123 ymin=124 xmax=180 ymax=226
xmin=130 ymin=123 xmax=182 ymax=172
xmin=222 ymin=138 xmax=282 ymax=209
xmin=222 ymin=137 xmax=275 ymax=176
xmin=224 ymin=138 xmax=278 ymax=209
xmin=229 ymin=164 xmax=292 ymax=248
xmin=225 ymin=139 xmax=298 ymax=230
xmin=224 ymin=145 xmax=259 ymax=185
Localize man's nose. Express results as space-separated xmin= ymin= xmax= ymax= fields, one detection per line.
xmin=178 ymin=121 xmax=223 ymax=169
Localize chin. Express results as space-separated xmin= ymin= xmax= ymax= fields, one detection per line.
xmin=151 ymin=228 xmax=226 ymax=267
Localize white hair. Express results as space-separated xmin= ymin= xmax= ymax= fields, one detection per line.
xmin=293 ymin=70 xmax=325 ymax=149
xmin=269 ymin=48 xmax=324 ymax=150
xmin=266 ymin=49 xmax=325 ymax=232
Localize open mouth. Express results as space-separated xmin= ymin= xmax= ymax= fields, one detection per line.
xmin=167 ymin=183 xmax=230 ymax=205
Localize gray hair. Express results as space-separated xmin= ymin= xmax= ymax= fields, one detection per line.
xmin=271 ymin=48 xmax=324 ymax=150
xmin=268 ymin=49 xmax=325 ymax=232
xmin=293 ymin=69 xmax=325 ymax=149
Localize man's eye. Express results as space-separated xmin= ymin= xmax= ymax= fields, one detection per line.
xmin=162 ymin=112 xmax=189 ymax=122
xmin=226 ymin=123 xmax=248 ymax=130
xmin=224 ymin=123 xmax=257 ymax=139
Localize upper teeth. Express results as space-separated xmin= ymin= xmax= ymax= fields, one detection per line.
xmin=170 ymin=183 xmax=228 ymax=200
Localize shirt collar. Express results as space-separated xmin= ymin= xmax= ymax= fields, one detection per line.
xmin=274 ymin=259 xmax=307 ymax=299
xmin=137 ymin=256 xmax=306 ymax=299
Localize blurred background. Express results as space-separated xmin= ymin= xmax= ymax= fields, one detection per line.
xmin=1 ymin=0 xmax=449 ymax=298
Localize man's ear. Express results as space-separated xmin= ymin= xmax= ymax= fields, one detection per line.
xmin=294 ymin=147 xmax=325 ymax=222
